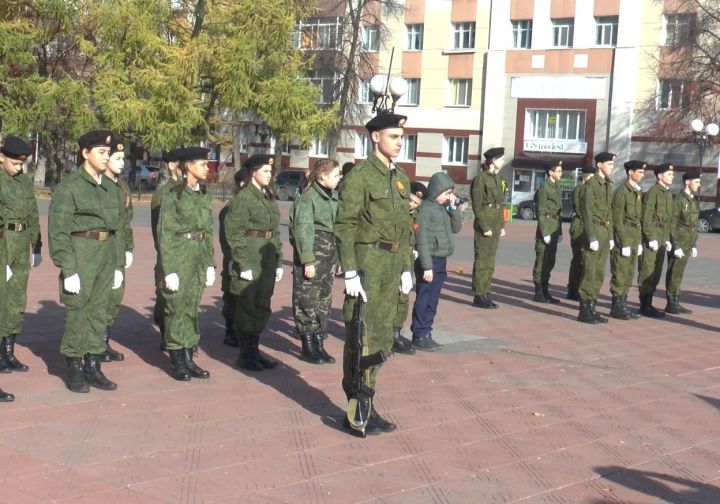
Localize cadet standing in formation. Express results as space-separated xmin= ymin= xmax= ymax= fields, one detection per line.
xmin=566 ymin=166 xmax=595 ymax=300
xmin=665 ymin=172 xmax=701 ymax=315
xmin=224 ymin=154 xmax=283 ymax=371
xmin=531 ymin=160 xmax=563 ymax=304
xmin=158 ymin=147 xmax=215 ymax=381
xmin=219 ymin=168 xmax=245 ymax=348
xmin=0 ymin=136 xmax=39 ymax=374
xmin=335 ymin=112 xmax=413 ymax=435
xmin=49 ymin=130 xmax=124 ymax=392
xmin=577 ymin=152 xmax=614 ymax=324
xmin=638 ymin=163 xmax=674 ymax=318
xmin=608 ymin=160 xmax=645 ymax=320
xmin=471 ymin=147 xmax=507 ymax=309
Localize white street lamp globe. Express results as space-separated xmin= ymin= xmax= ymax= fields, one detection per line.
xmin=706 ymin=122 xmax=719 ymax=137
xmin=691 ymin=118 xmax=705 ymax=133
xmin=389 ymin=77 xmax=408 ymax=99
xmin=370 ymin=75 xmax=387 ymax=95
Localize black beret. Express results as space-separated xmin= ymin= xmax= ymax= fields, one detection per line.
xmin=410 ymin=181 xmax=428 ymax=199
xmin=580 ymin=166 xmax=597 ymax=174
xmin=78 ymin=130 xmax=113 ymax=150
xmin=683 ymin=171 xmax=701 ymax=182
xmin=1 ymin=135 xmax=32 ymax=161
xmin=544 ymin=160 xmax=563 ymax=171
xmin=234 ymin=166 xmax=248 ymax=185
xmin=624 ymin=160 xmax=646 ymax=171
xmin=175 ymin=147 xmax=210 ymax=162
xmin=483 ymin=147 xmax=505 ymax=161
xmin=365 ymin=113 xmax=407 ymax=133
xmin=594 ymin=152 xmax=615 ymax=163
xmin=243 ymin=154 xmax=274 ymax=170
xmin=162 ymin=149 xmax=181 ymax=163
xmin=654 ymin=163 xmax=673 ymax=175
xmin=110 ymin=139 xmax=125 ymax=155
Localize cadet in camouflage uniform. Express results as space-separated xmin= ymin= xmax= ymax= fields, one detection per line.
xmin=224 ymin=154 xmax=283 ymax=372
xmin=566 ymin=166 xmax=595 ymax=300
xmin=335 ymin=113 xmax=413 ymax=435
xmin=49 ymin=130 xmax=124 ymax=392
xmin=609 ymin=160 xmax=645 ymax=320
xmin=665 ymin=171 xmax=701 ymax=315
xmin=577 ymin=152 xmax=615 ymax=324
xmin=532 ymin=160 xmax=564 ymax=304
xmin=638 ymin=163 xmax=675 ymax=318
xmin=158 ymin=147 xmax=215 ymax=381
xmin=471 ymin=147 xmax=507 ymax=309
xmin=0 ymin=136 xmax=39 ymax=373
xmin=101 ymin=140 xmax=134 ymax=361
xmin=289 ymin=159 xmax=341 ymax=365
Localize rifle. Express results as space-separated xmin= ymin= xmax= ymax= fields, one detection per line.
xmin=345 ymin=270 xmax=387 ymax=437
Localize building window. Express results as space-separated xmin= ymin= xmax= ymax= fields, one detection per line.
xmin=664 ymin=13 xmax=696 ymax=46
xmin=552 ymin=19 xmax=574 ymax=48
xmin=309 ymin=69 xmax=338 ymax=104
xmin=312 ymin=138 xmax=329 ymax=157
xmin=512 ymin=20 xmax=532 ymax=49
xmin=406 ymin=24 xmax=424 ymax=50
xmin=448 ymin=79 xmax=472 ymax=107
xmin=444 ymin=136 xmax=468 ymax=165
xmin=525 ymin=109 xmax=586 ymax=141
xmin=282 ymin=140 xmax=291 ymax=155
xmin=398 ymin=78 xmax=420 ymax=106
xmin=452 ymin=22 xmax=475 ymax=50
xmin=294 ymin=17 xmax=342 ymax=50
xmin=355 ymin=133 xmax=372 ymax=158
xmin=237 ymin=130 xmax=248 ymax=152
xmin=656 ymin=79 xmax=691 ymax=110
xmin=362 ymin=25 xmax=380 ymax=52
xmin=358 ymin=79 xmax=372 ymax=104
xmin=595 ymin=16 xmax=618 ymax=46
xmin=399 ymin=135 xmax=417 ymax=162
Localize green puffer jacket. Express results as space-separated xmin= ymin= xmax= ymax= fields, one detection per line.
xmin=415 ymin=172 xmax=463 ymax=271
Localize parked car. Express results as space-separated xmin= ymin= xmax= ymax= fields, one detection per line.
xmin=697 ymin=207 xmax=720 ymax=233
xmin=274 ymin=170 xmax=307 ymax=201
xmin=516 ymin=188 xmax=575 ymax=221
xmin=122 ymin=164 xmax=161 ymax=191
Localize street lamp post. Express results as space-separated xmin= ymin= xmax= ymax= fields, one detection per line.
xmin=690 ymin=118 xmax=719 ymax=166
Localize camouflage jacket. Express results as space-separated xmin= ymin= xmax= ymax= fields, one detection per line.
xmin=0 ymin=169 xmax=41 ymax=252
xmin=535 ymin=178 xmax=562 ymax=239
xmin=611 ymin=181 xmax=642 ymax=248
xmin=290 ymin=181 xmax=338 ymax=265
xmin=641 ymin=183 xmax=673 ymax=244
xmin=669 ymin=190 xmax=698 ymax=250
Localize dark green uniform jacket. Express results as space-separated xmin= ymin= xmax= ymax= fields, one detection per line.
xmin=415 ymin=172 xmax=462 ymax=271
xmin=535 ymin=178 xmax=562 ymax=240
xmin=641 ymin=183 xmax=673 ymax=245
xmin=581 ymin=175 xmax=613 ymax=243
xmin=0 ymin=170 xmax=41 ymax=255
xmin=669 ymin=191 xmax=698 ymax=251
xmin=471 ymin=170 xmax=505 ymax=234
xmin=290 ymin=181 xmax=338 ymax=265
xmin=611 ymin=181 xmax=642 ymax=248
xmin=569 ymin=183 xmax=586 ymax=239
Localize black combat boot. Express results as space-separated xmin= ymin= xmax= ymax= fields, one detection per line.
xmin=542 ymin=282 xmax=561 ymax=304
xmin=66 ymin=357 xmax=90 ymax=393
xmin=183 ymin=347 xmax=210 ymax=378
xmin=533 ymin=282 xmax=549 ymax=303
xmin=315 ymin=331 xmax=335 ymax=363
xmin=610 ymin=295 xmax=630 ymax=320
xmin=253 ymin=335 xmax=278 ymax=369
xmin=473 ymin=294 xmax=498 ymax=309
xmin=370 ymin=407 xmax=397 ymax=433
xmin=0 ymin=387 xmax=14 ymax=402
xmin=566 ymin=287 xmax=580 ymax=301
xmin=100 ymin=330 xmax=124 ymax=362
xmin=223 ymin=319 xmax=239 ymax=347
xmin=299 ymin=332 xmax=324 ymax=364
xmin=671 ymin=294 xmax=692 ymax=315
xmin=639 ymin=294 xmax=665 ymax=318
xmin=391 ymin=327 xmax=415 ymax=355
xmin=0 ymin=345 xmax=11 ymax=374
xmin=83 ymin=354 xmax=118 ymax=390
xmin=589 ymin=300 xmax=608 ymax=323
xmin=168 ymin=349 xmax=190 ymax=380
xmin=2 ymin=335 xmax=28 ymax=371
xmin=577 ymin=300 xmax=599 ymax=324
xmin=237 ymin=338 xmax=263 ymax=371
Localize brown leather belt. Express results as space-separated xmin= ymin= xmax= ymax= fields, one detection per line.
xmin=4 ymin=222 xmax=28 ymax=231
xmin=175 ymin=231 xmax=205 ymax=241
xmin=71 ymin=230 xmax=115 ymax=241
xmin=245 ymin=230 xmax=273 ymax=239
xmin=593 ymin=219 xmax=610 ymax=227
xmin=368 ymin=240 xmax=400 ymax=253
xmin=544 ymin=213 xmax=560 ymax=220
xmin=485 ymin=203 xmax=501 ymax=209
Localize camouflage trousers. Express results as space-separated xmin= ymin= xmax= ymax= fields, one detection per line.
xmin=292 ymin=231 xmax=337 ymax=334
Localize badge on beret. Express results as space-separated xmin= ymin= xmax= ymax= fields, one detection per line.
xmin=106 ymin=136 xmax=112 ymax=145
xmin=269 ymin=158 xmax=274 ymax=165
xmin=396 ymin=181 xmax=404 ymax=191
xmin=117 ymin=144 xmax=124 ymax=151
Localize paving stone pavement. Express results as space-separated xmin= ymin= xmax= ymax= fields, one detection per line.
xmin=1 ymin=201 xmax=719 ymax=503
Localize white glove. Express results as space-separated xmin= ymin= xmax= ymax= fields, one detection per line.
xmin=206 ymin=267 xmax=216 ymax=287
xmin=665 ymin=241 xmax=672 ymax=252
xmin=637 ymin=244 xmax=643 ymax=256
xmin=673 ymin=248 xmax=684 ymax=258
xmin=275 ymin=267 xmax=283 ymax=282
xmin=31 ymin=253 xmax=42 ymax=267
xmin=400 ymin=271 xmax=413 ymax=294
xmin=344 ymin=270 xmax=367 ymax=302
xmin=412 ymin=249 xmax=419 ymax=260
xmin=589 ymin=240 xmax=599 ymax=252
xmin=63 ymin=273 xmax=81 ymax=294
xmin=609 ymin=240 xmax=615 ymax=250
xmin=125 ymin=251 xmax=133 ymax=269
xmin=112 ymin=269 xmax=123 ymax=289
xmin=648 ymin=240 xmax=658 ymax=251
xmin=240 ymin=270 xmax=253 ymax=281
xmin=543 ymin=235 xmax=551 ymax=245
xmin=6 ymin=265 xmax=13 ymax=281
xmin=165 ymin=272 xmax=179 ymax=292
xmin=621 ymin=246 xmax=631 ymax=257
xmin=691 ymin=247 xmax=698 ymax=258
